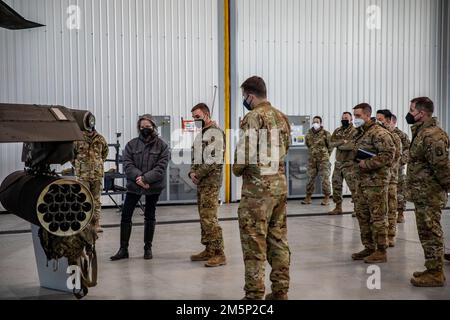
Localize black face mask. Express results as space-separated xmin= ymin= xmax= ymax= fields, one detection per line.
xmin=243 ymin=96 xmax=253 ymax=111
xmin=341 ymin=120 xmax=350 ymax=128
xmin=405 ymin=112 xmax=417 ymax=125
xmin=140 ymin=128 xmax=153 ymax=138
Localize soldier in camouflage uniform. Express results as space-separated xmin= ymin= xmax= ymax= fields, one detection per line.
xmin=351 ymin=103 xmax=395 ymax=264
xmin=189 ymin=103 xmax=226 ymax=268
xmin=376 ymin=110 xmax=402 ymax=247
xmin=302 ymin=116 xmax=332 ymax=206
xmin=406 ymin=97 xmax=450 ymax=287
xmin=73 ymin=128 xmax=109 ymax=233
xmin=233 ymin=76 xmax=291 ymax=300
xmin=329 ymin=112 xmax=358 ymax=215
xmin=392 ymin=114 xmax=411 ymax=223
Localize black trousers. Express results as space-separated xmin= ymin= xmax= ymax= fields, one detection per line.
xmin=121 ymin=193 xmax=160 ymax=224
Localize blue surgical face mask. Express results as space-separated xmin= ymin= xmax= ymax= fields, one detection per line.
xmin=243 ymin=96 xmax=253 ymax=111
xmin=353 ymin=118 xmax=365 ymax=128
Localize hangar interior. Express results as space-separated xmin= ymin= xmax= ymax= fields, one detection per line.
xmin=0 ymin=0 xmax=450 ymax=300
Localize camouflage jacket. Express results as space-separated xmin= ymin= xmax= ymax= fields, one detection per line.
xmin=386 ymin=127 xmax=402 ymax=184
xmin=189 ymin=122 xmax=225 ymax=187
xmin=353 ymin=120 xmax=395 ymax=187
xmin=73 ymin=131 xmax=109 ymax=180
xmin=305 ymin=128 xmax=332 ymax=161
xmin=393 ymin=127 xmax=411 ymax=166
xmin=330 ymin=124 xmax=357 ymax=165
xmin=407 ymin=117 xmax=450 ymax=200
xmin=233 ymin=101 xmax=291 ymax=197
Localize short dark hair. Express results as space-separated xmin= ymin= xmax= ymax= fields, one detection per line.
xmin=376 ymin=109 xmax=393 ymax=121
xmin=343 ymin=112 xmax=353 ymax=118
xmin=191 ymin=103 xmax=210 ymax=115
xmin=392 ymin=114 xmax=397 ymax=122
xmin=353 ymin=103 xmax=372 ymax=115
xmin=313 ymin=116 xmax=323 ymax=124
xmin=241 ymin=76 xmax=267 ymax=98
xmin=411 ymin=97 xmax=434 ymax=114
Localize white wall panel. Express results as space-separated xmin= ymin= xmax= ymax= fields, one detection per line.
xmin=0 ymin=0 xmax=220 ymax=207
xmin=234 ymin=0 xmax=447 ymax=131
xmin=231 ymin=0 xmax=449 ymax=200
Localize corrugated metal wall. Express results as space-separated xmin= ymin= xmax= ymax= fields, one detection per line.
xmin=0 ymin=0 xmax=220 ymax=205
xmin=1 ymin=0 xmax=449 ymax=204
xmin=231 ymin=0 xmax=449 ymax=200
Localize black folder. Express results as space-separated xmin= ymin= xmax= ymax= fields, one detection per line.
xmin=356 ymin=149 xmax=376 ymax=160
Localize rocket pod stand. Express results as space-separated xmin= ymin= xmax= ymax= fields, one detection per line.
xmin=31 ymin=224 xmax=72 ymax=293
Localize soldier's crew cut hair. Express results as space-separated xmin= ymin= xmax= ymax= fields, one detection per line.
xmin=376 ymin=109 xmax=393 ymax=121
xmin=343 ymin=112 xmax=353 ymax=118
xmin=313 ymin=116 xmax=323 ymax=124
xmin=411 ymin=97 xmax=434 ymax=114
xmin=353 ymin=103 xmax=372 ymax=115
xmin=191 ymin=103 xmax=210 ymax=116
xmin=241 ymin=76 xmax=267 ymax=98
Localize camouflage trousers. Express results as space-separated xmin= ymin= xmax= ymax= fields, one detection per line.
xmin=388 ymin=183 xmax=398 ymax=239
xmin=197 ymin=185 xmax=224 ymax=252
xmin=413 ymin=191 xmax=448 ymax=271
xmin=238 ymin=194 xmax=290 ymax=299
xmin=332 ymin=162 xmax=357 ymax=204
xmin=397 ymin=166 xmax=406 ymax=211
xmin=306 ymin=158 xmax=331 ymax=196
xmin=354 ymin=184 xmax=388 ymax=250
xmin=80 ymin=179 xmax=102 ymax=225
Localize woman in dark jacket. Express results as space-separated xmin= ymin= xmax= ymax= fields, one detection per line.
xmin=111 ymin=114 xmax=170 ymax=261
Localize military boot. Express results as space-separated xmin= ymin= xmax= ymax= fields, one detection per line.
xmin=265 ymin=292 xmax=288 ymax=300
xmin=144 ymin=221 xmax=155 ymax=260
xmin=301 ymin=194 xmax=312 ymax=205
xmin=411 ymin=270 xmax=446 ymax=287
xmin=190 ymin=247 xmax=213 ymax=261
xmin=205 ymin=250 xmax=227 ymax=267
xmin=321 ymin=195 xmax=330 ymax=206
xmin=397 ymin=210 xmax=405 ymax=223
xmin=413 ymin=270 xmax=446 ymax=280
xmin=388 ymin=237 xmax=395 ymax=248
xmin=445 ymin=254 xmax=450 ymax=262
xmin=364 ymin=249 xmax=387 ymax=264
xmin=351 ymin=248 xmax=374 ymax=260
xmin=413 ymin=270 xmax=426 ymax=278
xmin=328 ymin=203 xmax=343 ymax=215
xmin=110 ymin=222 xmax=132 ymax=261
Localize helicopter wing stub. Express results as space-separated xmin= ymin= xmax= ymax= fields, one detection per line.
xmin=0 ymin=0 xmax=45 ymax=30
xmin=0 ymin=104 xmax=85 ymax=143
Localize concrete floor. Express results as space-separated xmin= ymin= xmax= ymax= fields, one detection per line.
xmin=1 ymin=198 xmax=449 ymax=300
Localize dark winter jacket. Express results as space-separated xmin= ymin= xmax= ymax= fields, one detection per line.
xmin=123 ymin=134 xmax=170 ymax=195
